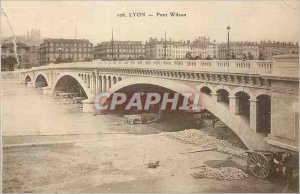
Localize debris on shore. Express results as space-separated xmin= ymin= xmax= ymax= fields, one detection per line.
xmin=191 ymin=166 xmax=248 ymax=180
xmin=164 ymin=129 xmax=246 ymax=156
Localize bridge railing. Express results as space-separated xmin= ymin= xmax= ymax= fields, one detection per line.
xmin=21 ymin=59 xmax=273 ymax=74
xmin=91 ymin=60 xmax=273 ymax=74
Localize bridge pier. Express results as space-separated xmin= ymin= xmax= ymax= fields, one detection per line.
xmin=82 ymin=96 xmax=96 ymax=113
xmin=228 ymin=96 xmax=237 ymax=114
xmin=249 ymin=99 xmax=257 ymax=131
xmin=211 ymin=92 xmax=218 ymax=101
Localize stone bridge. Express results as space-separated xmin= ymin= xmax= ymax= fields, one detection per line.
xmin=19 ymin=55 xmax=299 ymax=152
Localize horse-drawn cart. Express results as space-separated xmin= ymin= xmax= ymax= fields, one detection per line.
xmin=246 ymin=150 xmax=298 ymax=181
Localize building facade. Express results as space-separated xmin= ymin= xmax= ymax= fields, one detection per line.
xmin=258 ymin=41 xmax=299 ymax=60
xmin=145 ymin=38 xmax=192 ymax=59
xmin=190 ymin=36 xmax=218 ymax=59
xmin=145 ymin=38 xmax=176 ymax=59
xmin=1 ymin=42 xmax=30 ymax=70
xmin=172 ymin=43 xmax=191 ymax=59
xmin=39 ymin=39 xmax=93 ymax=65
xmin=218 ymin=42 xmax=259 ymax=60
xmin=28 ymin=45 xmax=40 ymax=67
xmin=94 ymin=41 xmax=145 ymax=60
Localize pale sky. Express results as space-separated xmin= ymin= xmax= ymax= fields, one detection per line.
xmin=1 ymin=0 xmax=299 ymax=44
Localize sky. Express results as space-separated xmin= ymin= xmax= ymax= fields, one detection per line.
xmin=1 ymin=0 xmax=299 ymax=44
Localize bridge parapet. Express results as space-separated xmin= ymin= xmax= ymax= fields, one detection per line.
xmin=21 ymin=59 xmax=273 ymax=75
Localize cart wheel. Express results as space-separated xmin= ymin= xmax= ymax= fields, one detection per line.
xmin=248 ymin=152 xmax=270 ymax=178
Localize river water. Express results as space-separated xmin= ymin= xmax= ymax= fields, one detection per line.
xmin=1 ymin=79 xmax=129 ymax=136
xmin=1 ymin=79 xmax=195 ymax=138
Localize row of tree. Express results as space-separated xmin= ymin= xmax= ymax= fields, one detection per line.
xmin=1 ymin=56 xmax=17 ymax=71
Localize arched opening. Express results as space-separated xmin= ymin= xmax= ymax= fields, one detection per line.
xmin=103 ymin=84 xmax=191 ymax=116
xmin=25 ymin=75 xmax=31 ymax=84
xmin=200 ymin=87 xmax=212 ymax=96
xmin=87 ymin=74 xmax=90 ymax=88
xmin=108 ymin=76 xmax=112 ymax=89
xmin=35 ymin=74 xmax=48 ymax=88
xmin=235 ymin=92 xmax=250 ymax=119
xmin=103 ymin=76 xmax=107 ymax=92
xmin=256 ymin=94 xmax=271 ymax=134
xmin=113 ymin=76 xmax=117 ymax=85
xmin=216 ymin=89 xmax=229 ymax=106
xmin=54 ymin=75 xmax=88 ymax=99
xmin=118 ymin=77 xmax=122 ymax=82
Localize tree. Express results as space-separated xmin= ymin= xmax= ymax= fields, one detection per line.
xmin=258 ymin=53 xmax=264 ymax=60
xmin=66 ymin=58 xmax=74 ymax=63
xmin=206 ymin=55 xmax=212 ymax=60
xmin=194 ymin=55 xmax=202 ymax=60
xmin=185 ymin=52 xmax=193 ymax=60
xmin=6 ymin=55 xmax=17 ymax=71
xmin=231 ymin=52 xmax=236 ymax=59
xmin=243 ymin=54 xmax=247 ymax=60
xmin=55 ymin=57 xmax=63 ymax=64
xmin=226 ymin=53 xmax=231 ymax=60
xmin=247 ymin=52 xmax=254 ymax=60
xmin=1 ymin=57 xmax=8 ymax=71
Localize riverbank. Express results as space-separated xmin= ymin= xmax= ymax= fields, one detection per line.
xmin=3 ymin=133 xmax=296 ymax=193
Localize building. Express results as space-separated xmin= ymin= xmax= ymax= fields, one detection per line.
xmin=190 ymin=46 xmax=203 ymax=59
xmin=94 ymin=41 xmax=145 ymax=60
xmin=145 ymin=38 xmax=166 ymax=59
xmin=1 ymin=42 xmax=29 ymax=70
xmin=172 ymin=42 xmax=191 ymax=59
xmin=190 ymin=44 xmax=218 ymax=59
xmin=218 ymin=41 xmax=259 ymax=60
xmin=190 ymin=36 xmax=218 ymax=59
xmin=39 ymin=38 xmax=93 ymax=65
xmin=258 ymin=41 xmax=299 ymax=60
xmin=191 ymin=36 xmax=211 ymax=47
xmin=145 ymin=38 xmax=178 ymax=59
xmin=28 ymin=45 xmax=40 ymax=67
xmin=145 ymin=38 xmax=192 ymax=59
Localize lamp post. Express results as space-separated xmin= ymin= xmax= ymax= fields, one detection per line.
xmin=227 ymin=25 xmax=231 ymax=59
xmin=58 ymin=47 xmax=62 ymax=62
xmin=164 ymin=31 xmax=167 ymax=60
xmin=213 ymin=39 xmax=216 ymax=59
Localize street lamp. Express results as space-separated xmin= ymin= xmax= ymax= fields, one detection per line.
xmin=227 ymin=25 xmax=231 ymax=59
xmin=213 ymin=39 xmax=216 ymax=59
xmin=58 ymin=47 xmax=62 ymax=62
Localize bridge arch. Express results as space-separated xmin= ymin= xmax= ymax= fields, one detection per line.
xmin=196 ymin=83 xmax=213 ymax=95
xmin=51 ymin=73 xmax=91 ymax=98
xmin=231 ymin=87 xmax=254 ymax=99
xmin=216 ymin=88 xmax=230 ymax=106
xmin=107 ymin=77 xmax=266 ymax=149
xmin=212 ymin=85 xmax=232 ymax=95
xmin=107 ymin=77 xmax=195 ymax=95
xmin=24 ymin=75 xmax=32 ymax=84
xmin=256 ymin=93 xmax=271 ymax=134
xmin=34 ymin=73 xmax=49 ymax=88
xmin=254 ymin=89 xmax=270 ymax=99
